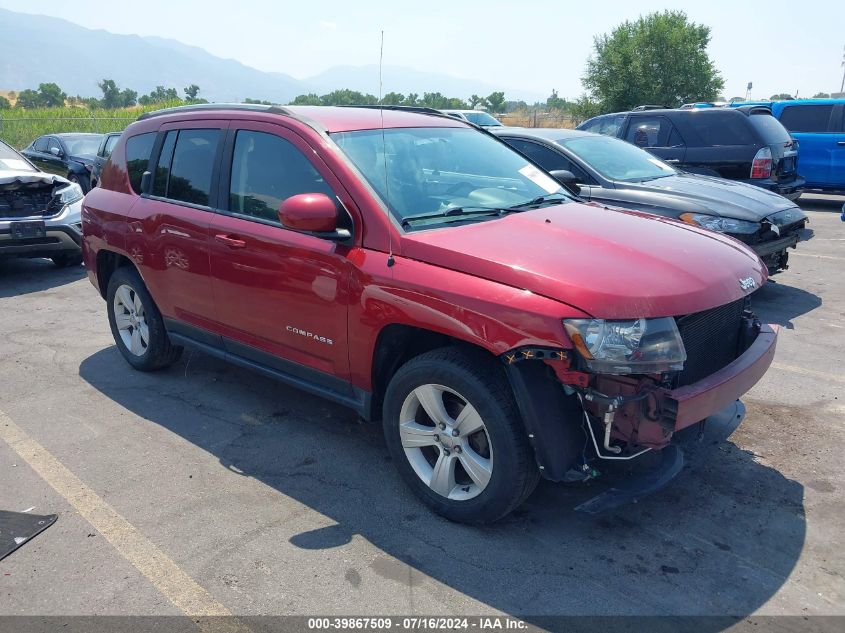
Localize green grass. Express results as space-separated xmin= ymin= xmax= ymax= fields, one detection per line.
xmin=0 ymin=101 xmax=184 ymax=149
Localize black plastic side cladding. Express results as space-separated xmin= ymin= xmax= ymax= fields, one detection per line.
xmin=503 ymin=361 xmax=584 ymax=481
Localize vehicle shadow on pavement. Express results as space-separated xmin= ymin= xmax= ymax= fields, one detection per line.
xmin=751 ymin=279 xmax=822 ymax=329
xmin=0 ymin=258 xmax=86 ymax=298
xmin=79 ymin=347 xmax=805 ymax=625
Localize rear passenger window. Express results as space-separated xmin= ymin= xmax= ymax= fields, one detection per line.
xmin=125 ymin=132 xmax=157 ymax=195
xmin=780 ymin=105 xmax=834 ymax=133
xmin=228 ymin=130 xmax=334 ymax=223
xmin=625 ymin=117 xmax=679 ymax=148
xmin=506 ymin=139 xmax=593 ymax=183
xmin=685 ymin=112 xmax=755 ymax=146
xmin=160 ymin=129 xmax=221 ymax=206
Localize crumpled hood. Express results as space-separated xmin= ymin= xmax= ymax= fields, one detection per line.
xmin=0 ymin=169 xmax=71 ymax=188
xmin=401 ymin=202 xmax=766 ymax=319
xmin=614 ymin=173 xmax=798 ymax=222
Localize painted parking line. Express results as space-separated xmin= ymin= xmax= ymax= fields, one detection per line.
xmin=791 ymin=252 xmax=845 ymax=262
xmin=772 ymin=362 xmax=845 ymax=384
xmin=0 ymin=409 xmax=248 ymax=632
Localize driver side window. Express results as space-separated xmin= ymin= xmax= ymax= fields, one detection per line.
xmin=228 ymin=130 xmax=335 ymax=224
xmin=506 ymin=139 xmax=593 ymax=185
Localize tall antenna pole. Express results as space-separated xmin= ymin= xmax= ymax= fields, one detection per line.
xmin=840 ymin=44 xmax=845 ymax=95
xmin=378 ymin=30 xmax=394 ymax=268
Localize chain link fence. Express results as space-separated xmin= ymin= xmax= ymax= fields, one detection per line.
xmin=0 ymin=116 xmax=136 ymax=149
xmin=498 ymin=111 xmax=577 ymax=128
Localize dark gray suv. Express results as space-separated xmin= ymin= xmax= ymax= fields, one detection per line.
xmin=577 ymin=106 xmax=805 ymax=200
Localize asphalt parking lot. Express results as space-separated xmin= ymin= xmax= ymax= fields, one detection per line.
xmin=0 ymin=195 xmax=843 ymax=624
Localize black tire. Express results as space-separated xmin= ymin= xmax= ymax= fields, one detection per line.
xmin=382 ymin=347 xmax=539 ymax=524
xmin=106 ymin=266 xmax=182 ymax=371
xmin=51 ymin=253 xmax=83 ymax=268
xmin=68 ymin=173 xmax=91 ymax=193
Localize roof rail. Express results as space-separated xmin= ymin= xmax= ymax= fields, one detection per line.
xmin=631 ymin=105 xmax=670 ymax=111
xmin=337 ymin=104 xmax=449 ymax=117
xmin=137 ymin=103 xmax=290 ymax=121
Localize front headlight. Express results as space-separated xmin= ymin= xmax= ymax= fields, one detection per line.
xmin=56 ymin=183 xmax=83 ymax=207
xmin=563 ymin=317 xmax=686 ymax=374
xmin=680 ymin=213 xmax=759 ymax=235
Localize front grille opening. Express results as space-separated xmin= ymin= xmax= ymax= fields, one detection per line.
xmin=673 ymin=298 xmax=746 ymax=387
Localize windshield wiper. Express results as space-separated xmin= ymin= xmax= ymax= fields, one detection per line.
xmin=401 ymin=206 xmax=507 ymax=227
xmin=504 ymin=192 xmax=570 ymax=211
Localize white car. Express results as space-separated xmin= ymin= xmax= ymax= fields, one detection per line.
xmin=440 ymin=109 xmax=503 ymax=127
xmin=0 ymin=139 xmax=84 ymax=267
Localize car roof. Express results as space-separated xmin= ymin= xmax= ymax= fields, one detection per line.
xmin=491 ymin=127 xmax=594 ymax=142
xmin=51 ymin=132 xmax=103 ymax=138
xmin=136 ymin=104 xmax=468 ymax=133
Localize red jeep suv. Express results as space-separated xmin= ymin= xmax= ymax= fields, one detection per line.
xmin=82 ymin=104 xmax=778 ymax=523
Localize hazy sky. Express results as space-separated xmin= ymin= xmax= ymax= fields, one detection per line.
xmin=1 ymin=0 xmax=843 ymax=100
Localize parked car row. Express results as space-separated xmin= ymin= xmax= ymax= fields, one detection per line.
xmin=579 ymin=99 xmax=845 ymax=196
xmin=17 ymin=130 xmax=121 ymax=193
xmin=77 ymin=104 xmax=782 ymax=523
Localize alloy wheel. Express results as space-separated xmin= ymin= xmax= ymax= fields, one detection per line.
xmin=398 ymin=384 xmax=493 ymax=500
xmin=112 ymin=283 xmax=149 ymax=356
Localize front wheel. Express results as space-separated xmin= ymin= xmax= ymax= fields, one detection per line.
xmin=382 ymin=348 xmax=539 ymax=524
xmin=106 ymin=266 xmax=182 ymax=371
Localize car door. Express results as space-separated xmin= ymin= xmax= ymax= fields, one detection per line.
xmin=778 ymin=103 xmax=839 ymax=188
xmin=125 ymin=123 xmax=224 ymax=340
xmin=208 ymin=122 xmax=353 ymax=386
xmin=94 ymin=134 xmax=120 ymax=184
xmin=831 ymin=105 xmax=845 ymax=189
xmin=623 ymin=116 xmax=686 ymax=165
xmin=24 ymin=136 xmax=51 ymax=172
xmin=39 ymin=137 xmax=68 ymax=176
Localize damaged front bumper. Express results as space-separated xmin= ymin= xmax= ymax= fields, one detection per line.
xmin=502 ymin=319 xmax=778 ymax=512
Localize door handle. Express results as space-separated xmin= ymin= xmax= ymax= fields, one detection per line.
xmin=837 ymin=141 xmax=845 ymax=146
xmin=665 ymin=159 xmax=680 ymax=164
xmin=215 ymin=234 xmax=246 ymax=248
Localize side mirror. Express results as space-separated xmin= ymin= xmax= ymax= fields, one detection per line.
xmin=50 ymin=147 xmax=63 ymax=157
xmin=279 ymin=193 xmax=350 ymax=240
xmin=548 ymin=169 xmax=582 ymax=196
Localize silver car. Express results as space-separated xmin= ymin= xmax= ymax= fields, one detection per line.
xmin=0 ymin=139 xmax=84 ymax=267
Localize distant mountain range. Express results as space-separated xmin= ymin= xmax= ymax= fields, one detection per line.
xmin=0 ymin=9 xmax=545 ymax=104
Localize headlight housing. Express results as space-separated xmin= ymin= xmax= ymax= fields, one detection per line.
xmin=563 ymin=317 xmax=686 ymax=374
xmin=680 ymin=213 xmax=759 ymax=235
xmin=56 ymin=183 xmax=83 ymax=207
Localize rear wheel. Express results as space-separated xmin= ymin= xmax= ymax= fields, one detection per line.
xmin=383 ymin=348 xmax=539 ymax=524
xmin=106 ymin=266 xmax=182 ymax=371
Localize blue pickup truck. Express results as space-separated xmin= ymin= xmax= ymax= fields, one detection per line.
xmin=732 ymin=99 xmax=845 ymax=194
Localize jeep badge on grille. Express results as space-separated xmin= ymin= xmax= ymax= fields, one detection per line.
xmin=739 ymin=277 xmax=757 ymax=291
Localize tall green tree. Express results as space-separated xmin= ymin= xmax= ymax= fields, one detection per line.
xmin=770 ymin=93 xmax=793 ymax=100
xmin=583 ymin=10 xmax=724 ymax=111
xmin=469 ymin=94 xmax=487 ymax=109
xmin=139 ymin=86 xmax=181 ymax=105
xmin=0 ymin=96 xmax=10 ymax=110
xmin=289 ymin=93 xmax=321 ymax=105
xmin=812 ymin=92 xmax=830 ymax=99
xmin=37 ymin=83 xmax=66 ymax=107
xmin=485 ymin=91 xmax=506 ymax=113
xmin=381 ymin=92 xmax=405 ymax=105
xmin=14 ymin=89 xmax=42 ymax=109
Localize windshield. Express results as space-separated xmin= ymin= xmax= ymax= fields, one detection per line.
xmin=0 ymin=141 xmax=35 ymax=172
xmin=464 ymin=112 xmax=502 ymax=127
xmin=561 ymin=135 xmax=676 ymax=182
xmin=333 ymin=127 xmax=569 ymax=225
xmin=62 ymin=136 xmax=101 ymax=156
